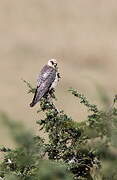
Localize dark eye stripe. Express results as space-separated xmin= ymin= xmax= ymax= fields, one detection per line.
xmin=50 ymin=61 xmax=54 ymax=65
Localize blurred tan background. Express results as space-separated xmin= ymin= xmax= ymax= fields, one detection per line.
xmin=0 ymin=0 xmax=117 ymax=147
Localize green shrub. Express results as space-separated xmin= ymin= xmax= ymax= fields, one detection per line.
xmin=0 ymin=81 xmax=117 ymax=180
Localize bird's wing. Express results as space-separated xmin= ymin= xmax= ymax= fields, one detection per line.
xmin=30 ymin=65 xmax=56 ymax=107
xmin=37 ymin=65 xmax=54 ymax=86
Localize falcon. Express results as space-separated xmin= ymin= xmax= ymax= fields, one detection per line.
xmin=30 ymin=59 xmax=60 ymax=107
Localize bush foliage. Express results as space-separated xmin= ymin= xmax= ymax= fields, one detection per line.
xmin=0 ymin=82 xmax=117 ymax=180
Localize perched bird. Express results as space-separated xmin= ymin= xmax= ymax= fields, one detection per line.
xmin=30 ymin=59 xmax=60 ymax=107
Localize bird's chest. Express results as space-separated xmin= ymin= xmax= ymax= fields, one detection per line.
xmin=50 ymin=73 xmax=59 ymax=89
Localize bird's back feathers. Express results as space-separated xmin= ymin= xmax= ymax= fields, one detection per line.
xmin=30 ymin=65 xmax=57 ymax=107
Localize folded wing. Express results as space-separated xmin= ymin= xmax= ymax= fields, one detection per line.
xmin=30 ymin=65 xmax=56 ymax=107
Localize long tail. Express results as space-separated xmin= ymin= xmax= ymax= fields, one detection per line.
xmin=30 ymin=88 xmax=38 ymax=107
xmin=30 ymin=101 xmax=37 ymax=107
xmin=30 ymin=85 xmax=49 ymax=107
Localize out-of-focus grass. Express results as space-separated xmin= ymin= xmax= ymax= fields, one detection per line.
xmin=0 ymin=0 xmax=117 ymax=146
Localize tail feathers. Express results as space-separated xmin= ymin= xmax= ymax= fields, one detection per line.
xmin=30 ymin=101 xmax=36 ymax=107
xmin=30 ymin=98 xmax=41 ymax=107
xmin=29 ymin=86 xmax=46 ymax=107
xmin=30 ymin=97 xmax=39 ymax=107
xmin=30 ymin=87 xmax=38 ymax=107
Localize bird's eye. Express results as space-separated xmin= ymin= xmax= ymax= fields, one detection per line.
xmin=50 ymin=61 xmax=54 ymax=65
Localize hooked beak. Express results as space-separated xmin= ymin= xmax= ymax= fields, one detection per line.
xmin=54 ymin=63 xmax=57 ymax=68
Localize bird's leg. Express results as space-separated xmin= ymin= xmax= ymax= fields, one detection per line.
xmin=45 ymin=88 xmax=59 ymax=113
xmin=43 ymin=92 xmax=50 ymax=102
xmin=40 ymin=88 xmax=59 ymax=113
xmin=49 ymin=88 xmax=56 ymax=99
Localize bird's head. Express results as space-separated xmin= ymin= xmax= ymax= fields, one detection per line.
xmin=48 ymin=59 xmax=57 ymax=68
